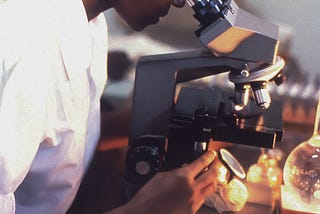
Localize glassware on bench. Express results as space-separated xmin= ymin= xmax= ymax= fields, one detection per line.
xmin=283 ymin=93 xmax=320 ymax=213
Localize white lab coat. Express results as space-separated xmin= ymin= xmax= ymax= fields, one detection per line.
xmin=0 ymin=0 xmax=108 ymax=213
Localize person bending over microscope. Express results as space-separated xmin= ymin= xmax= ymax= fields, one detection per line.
xmin=0 ymin=0 xmax=220 ymax=213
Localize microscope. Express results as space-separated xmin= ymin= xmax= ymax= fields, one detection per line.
xmin=124 ymin=0 xmax=285 ymax=198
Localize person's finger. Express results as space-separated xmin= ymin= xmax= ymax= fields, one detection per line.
xmin=184 ymin=150 xmax=217 ymax=178
xmin=194 ymin=160 xmax=218 ymax=188
xmin=171 ymin=0 xmax=186 ymax=7
xmin=200 ymin=182 xmax=217 ymax=198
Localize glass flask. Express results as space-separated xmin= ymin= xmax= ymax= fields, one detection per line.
xmin=283 ymin=94 xmax=320 ymax=212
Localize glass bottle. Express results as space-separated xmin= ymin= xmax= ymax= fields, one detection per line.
xmin=283 ymin=93 xmax=320 ymax=212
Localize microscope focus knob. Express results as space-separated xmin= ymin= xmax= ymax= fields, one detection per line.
xmin=127 ymin=145 xmax=163 ymax=178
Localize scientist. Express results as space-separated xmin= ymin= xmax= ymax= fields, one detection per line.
xmin=0 ymin=0 xmax=218 ymax=213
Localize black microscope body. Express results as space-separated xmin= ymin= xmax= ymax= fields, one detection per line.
xmin=124 ymin=0 xmax=286 ymax=198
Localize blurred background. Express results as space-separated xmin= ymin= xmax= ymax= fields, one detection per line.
xmin=106 ymin=0 xmax=320 ymax=76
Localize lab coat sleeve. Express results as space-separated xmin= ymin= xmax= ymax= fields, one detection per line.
xmin=0 ymin=41 xmax=51 ymax=211
xmin=0 ymin=193 xmax=15 ymax=213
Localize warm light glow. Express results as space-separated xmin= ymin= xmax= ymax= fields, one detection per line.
xmin=267 ymin=166 xmax=282 ymax=188
xmin=281 ymin=185 xmax=320 ymax=213
xmin=270 ymin=175 xmax=277 ymax=182
xmin=208 ymin=27 xmax=254 ymax=55
xmin=315 ymin=190 xmax=320 ymax=199
xmin=257 ymin=154 xmax=268 ymax=165
xmin=247 ymin=153 xmax=283 ymax=191
xmin=234 ymin=105 xmax=244 ymax=111
xmin=247 ymin=164 xmax=263 ymax=183
xmin=221 ymin=178 xmax=249 ymax=211
xmin=217 ymin=165 xmax=229 ymax=184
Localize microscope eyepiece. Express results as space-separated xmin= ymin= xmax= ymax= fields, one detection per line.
xmin=187 ymin=0 xmax=229 ymax=30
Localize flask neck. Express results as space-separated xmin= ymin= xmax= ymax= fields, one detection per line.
xmin=313 ymin=94 xmax=320 ymax=136
xmin=309 ymin=93 xmax=320 ymax=147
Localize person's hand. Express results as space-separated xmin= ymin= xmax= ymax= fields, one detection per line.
xmin=126 ymin=150 xmax=218 ymax=214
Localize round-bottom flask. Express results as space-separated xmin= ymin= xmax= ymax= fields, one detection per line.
xmin=283 ymin=94 xmax=320 ymax=212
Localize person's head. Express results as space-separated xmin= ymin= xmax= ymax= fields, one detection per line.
xmin=113 ymin=0 xmax=186 ymax=31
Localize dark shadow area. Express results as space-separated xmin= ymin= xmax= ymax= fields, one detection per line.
xmin=67 ymin=148 xmax=127 ymax=214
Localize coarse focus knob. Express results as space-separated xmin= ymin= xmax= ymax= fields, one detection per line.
xmin=127 ymin=145 xmax=163 ymax=177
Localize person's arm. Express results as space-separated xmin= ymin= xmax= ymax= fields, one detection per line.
xmin=104 ymin=150 xmax=218 ymax=214
xmin=0 ymin=29 xmax=52 ymax=213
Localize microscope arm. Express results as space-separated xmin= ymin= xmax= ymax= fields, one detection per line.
xmin=129 ymin=51 xmax=282 ymax=147
xmin=130 ymin=51 xmax=242 ymax=144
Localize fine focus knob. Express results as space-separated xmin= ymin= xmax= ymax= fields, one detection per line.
xmin=135 ymin=161 xmax=151 ymax=175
